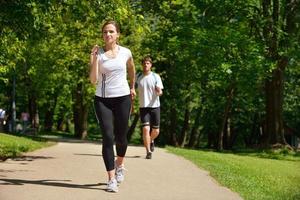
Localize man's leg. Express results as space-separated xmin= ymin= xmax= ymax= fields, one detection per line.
xmin=140 ymin=108 xmax=152 ymax=158
xmin=150 ymin=107 xmax=161 ymax=152
xmin=142 ymin=125 xmax=151 ymax=153
xmin=150 ymin=128 xmax=159 ymax=141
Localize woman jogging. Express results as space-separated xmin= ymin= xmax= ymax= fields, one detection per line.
xmin=90 ymin=20 xmax=136 ymax=192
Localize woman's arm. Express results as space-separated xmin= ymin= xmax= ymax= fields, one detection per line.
xmin=89 ymin=45 xmax=99 ymax=85
xmin=127 ymin=57 xmax=136 ymax=99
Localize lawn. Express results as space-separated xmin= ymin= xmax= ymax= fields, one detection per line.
xmin=167 ymin=146 xmax=300 ymax=200
xmin=0 ymin=132 xmax=54 ymax=161
xmin=1 ymin=131 xmax=299 ymax=200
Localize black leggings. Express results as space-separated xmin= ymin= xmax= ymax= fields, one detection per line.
xmin=94 ymin=95 xmax=131 ymax=171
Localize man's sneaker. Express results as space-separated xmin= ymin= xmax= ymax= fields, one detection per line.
xmin=146 ymin=151 xmax=152 ymax=159
xmin=107 ymin=178 xmax=118 ymax=193
xmin=115 ymin=164 xmax=126 ymax=183
xmin=150 ymin=141 xmax=155 ymax=152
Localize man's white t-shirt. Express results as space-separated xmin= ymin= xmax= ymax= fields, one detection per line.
xmin=137 ymin=72 xmax=163 ymax=108
xmin=0 ymin=109 xmax=5 ymax=119
xmin=95 ymin=45 xmax=132 ymax=98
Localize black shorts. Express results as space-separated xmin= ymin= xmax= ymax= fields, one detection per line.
xmin=139 ymin=107 xmax=160 ymax=129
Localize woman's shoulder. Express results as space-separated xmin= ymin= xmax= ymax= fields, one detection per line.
xmin=119 ymin=45 xmax=132 ymax=54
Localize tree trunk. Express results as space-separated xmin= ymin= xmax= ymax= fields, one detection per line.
xmin=207 ymin=132 xmax=217 ymax=149
xmin=73 ymin=82 xmax=88 ymax=139
xmin=24 ymin=60 xmax=39 ymax=133
xmin=179 ymin=104 xmax=190 ymax=147
xmin=217 ymin=86 xmax=234 ymax=151
xmin=187 ymin=109 xmax=201 ymax=148
xmin=169 ymin=107 xmax=179 ymax=146
xmin=44 ymin=96 xmax=57 ymax=132
xmin=56 ymin=117 xmax=64 ymax=131
xmin=44 ymin=108 xmax=54 ymax=132
xmin=260 ymin=0 xmax=298 ymax=147
xmin=263 ymin=58 xmax=288 ymax=146
xmin=224 ymin=118 xmax=231 ymax=149
xmin=244 ymin=113 xmax=260 ymax=147
xmin=56 ymin=105 xmax=67 ymax=131
xmin=28 ymin=93 xmax=39 ymax=133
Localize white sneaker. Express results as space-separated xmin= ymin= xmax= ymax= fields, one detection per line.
xmin=115 ymin=164 xmax=126 ymax=183
xmin=107 ymin=178 xmax=118 ymax=192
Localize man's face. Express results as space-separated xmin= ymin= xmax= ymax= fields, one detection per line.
xmin=143 ymin=61 xmax=152 ymax=72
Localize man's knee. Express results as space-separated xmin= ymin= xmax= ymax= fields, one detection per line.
xmin=152 ymin=127 xmax=160 ymax=135
xmin=142 ymin=123 xmax=150 ymax=130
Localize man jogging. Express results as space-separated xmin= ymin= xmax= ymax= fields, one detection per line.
xmin=136 ymin=56 xmax=163 ymax=159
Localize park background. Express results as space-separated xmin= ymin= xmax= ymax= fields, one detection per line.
xmin=1 ymin=0 xmax=299 ymax=150
xmin=1 ymin=1 xmax=300 ymax=199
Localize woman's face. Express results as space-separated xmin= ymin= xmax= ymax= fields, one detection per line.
xmin=102 ymin=24 xmax=119 ymax=44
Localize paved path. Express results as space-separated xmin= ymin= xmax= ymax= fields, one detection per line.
xmin=0 ymin=140 xmax=242 ymax=200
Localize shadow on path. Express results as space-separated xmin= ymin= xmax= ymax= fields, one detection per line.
xmin=0 ymin=178 xmax=106 ymax=191
xmin=74 ymin=153 xmax=141 ymax=159
xmin=10 ymin=156 xmax=54 ymax=162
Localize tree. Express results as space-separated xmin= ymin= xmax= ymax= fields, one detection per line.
xmin=251 ymin=0 xmax=300 ymax=147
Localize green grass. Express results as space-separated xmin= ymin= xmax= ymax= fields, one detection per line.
xmin=38 ymin=131 xmax=78 ymax=139
xmin=167 ymin=147 xmax=300 ymax=200
xmin=0 ymin=132 xmax=54 ymax=160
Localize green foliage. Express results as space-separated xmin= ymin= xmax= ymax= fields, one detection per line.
xmin=136 ymin=0 xmax=271 ymax=146
xmin=284 ymin=59 xmax=300 ymax=136
xmin=167 ymin=146 xmax=300 ymax=200
xmin=1 ymin=0 xmax=148 ymax=135
xmin=1 ymin=0 xmax=299 ymax=147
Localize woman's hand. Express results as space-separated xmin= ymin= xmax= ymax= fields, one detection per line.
xmin=130 ymin=88 xmax=136 ymax=100
xmin=91 ymin=45 xmax=99 ymax=56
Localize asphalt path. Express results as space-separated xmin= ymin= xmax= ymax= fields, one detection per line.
xmin=0 ymin=139 xmax=242 ymax=200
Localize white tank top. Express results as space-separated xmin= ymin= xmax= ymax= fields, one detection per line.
xmin=95 ymin=45 xmax=132 ymax=98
